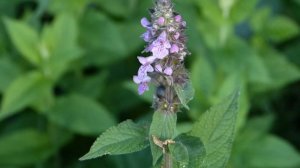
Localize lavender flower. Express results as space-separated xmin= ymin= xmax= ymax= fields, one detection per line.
xmin=133 ymin=0 xmax=190 ymax=112
xmin=150 ymin=31 xmax=171 ymax=59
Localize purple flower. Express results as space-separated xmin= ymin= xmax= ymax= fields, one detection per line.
xmin=138 ymin=82 xmax=149 ymax=95
xmin=174 ymin=15 xmax=182 ymax=22
xmin=155 ymin=64 xmax=173 ymax=76
xmin=141 ymin=17 xmax=151 ymax=28
xmin=157 ymin=17 xmax=165 ymax=25
xmin=141 ymin=31 xmax=152 ymax=42
xmin=170 ymin=44 xmax=179 ymax=53
xmin=137 ymin=56 xmax=156 ymax=65
xmin=174 ymin=32 xmax=180 ymax=39
xmin=164 ymin=67 xmax=173 ymax=76
xmin=151 ymin=31 xmax=171 ymax=59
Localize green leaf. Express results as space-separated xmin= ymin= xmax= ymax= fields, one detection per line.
xmin=171 ymin=134 xmax=206 ymax=168
xmin=191 ymin=55 xmax=215 ymax=103
xmin=79 ymin=10 xmax=127 ymax=66
xmin=46 ymin=94 xmax=116 ymax=135
xmin=0 ymin=71 xmax=50 ymax=121
xmin=49 ymin=0 xmax=88 ymax=15
xmin=247 ymin=135 xmax=300 ymax=167
xmin=174 ymin=81 xmax=195 ymax=110
xmin=231 ymin=0 xmax=259 ymax=23
xmin=4 ymin=18 xmax=40 ymax=65
xmin=232 ymin=125 xmax=300 ymax=168
xmin=169 ymin=142 xmax=189 ymax=168
xmin=93 ymin=0 xmax=137 ymax=18
xmin=247 ymin=53 xmax=271 ymax=84
xmin=80 ymin=120 xmax=149 ymax=160
xmin=149 ymin=111 xmax=177 ymax=166
xmin=190 ymin=89 xmax=240 ymax=168
xmin=0 ymin=57 xmax=20 ymax=92
xmin=265 ymin=16 xmax=299 ymax=43
xmin=254 ymin=48 xmax=300 ymax=92
xmin=0 ymin=129 xmax=53 ymax=166
xmin=41 ymin=13 xmax=82 ymax=79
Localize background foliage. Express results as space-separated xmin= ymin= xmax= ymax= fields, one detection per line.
xmin=0 ymin=0 xmax=300 ymax=167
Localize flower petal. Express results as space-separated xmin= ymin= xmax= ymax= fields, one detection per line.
xmin=155 ymin=64 xmax=163 ymax=72
xmin=133 ymin=75 xmax=141 ymax=84
xmin=141 ymin=17 xmax=151 ymax=28
xmin=138 ymin=83 xmax=149 ymax=95
xmin=164 ymin=67 xmax=173 ymax=76
xmin=157 ymin=17 xmax=165 ymax=25
xmin=170 ymin=44 xmax=179 ymax=53
xmin=174 ymin=15 xmax=182 ymax=22
xmin=137 ymin=56 xmax=147 ymax=65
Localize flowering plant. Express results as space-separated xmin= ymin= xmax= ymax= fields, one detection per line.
xmin=80 ymin=0 xmax=239 ymax=167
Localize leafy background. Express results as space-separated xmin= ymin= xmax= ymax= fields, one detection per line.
xmin=0 ymin=0 xmax=300 ymax=167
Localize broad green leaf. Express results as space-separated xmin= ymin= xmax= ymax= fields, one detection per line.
xmin=149 ymin=111 xmax=177 ymax=166
xmin=4 ymin=18 xmax=40 ymax=65
xmin=254 ymin=48 xmax=300 ymax=92
xmin=80 ymin=120 xmax=149 ymax=160
xmin=247 ymin=135 xmax=300 ymax=167
xmin=0 ymin=57 xmax=20 ymax=92
xmin=232 ymin=118 xmax=300 ymax=168
xmin=191 ymin=55 xmax=215 ymax=103
xmin=190 ymin=89 xmax=240 ymax=168
xmin=171 ymin=134 xmax=206 ymax=168
xmin=41 ymin=13 xmax=82 ymax=80
xmin=0 ymin=71 xmax=50 ymax=121
xmin=174 ymin=81 xmax=195 ymax=110
xmin=265 ymin=16 xmax=299 ymax=43
xmin=196 ymin=0 xmax=223 ymax=26
xmin=247 ymin=54 xmax=271 ymax=84
xmin=46 ymin=94 xmax=116 ymax=135
xmin=0 ymin=129 xmax=52 ymax=166
xmin=230 ymin=0 xmax=259 ymax=23
xmin=79 ymin=10 xmax=126 ymax=66
xmin=250 ymin=7 xmax=271 ymax=33
xmin=212 ymin=74 xmax=248 ymax=132
xmin=169 ymin=142 xmax=189 ymax=168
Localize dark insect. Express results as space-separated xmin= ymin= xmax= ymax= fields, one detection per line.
xmin=156 ymin=85 xmax=166 ymax=99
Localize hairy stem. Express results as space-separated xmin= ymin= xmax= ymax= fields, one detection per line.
xmin=163 ymin=152 xmax=172 ymax=168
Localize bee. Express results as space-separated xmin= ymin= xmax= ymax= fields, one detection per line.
xmin=149 ymin=71 xmax=179 ymax=112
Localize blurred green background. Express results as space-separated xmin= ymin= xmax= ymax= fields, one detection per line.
xmin=0 ymin=0 xmax=300 ymax=167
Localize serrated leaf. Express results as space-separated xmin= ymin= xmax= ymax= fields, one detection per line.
xmin=80 ymin=120 xmax=149 ymax=160
xmin=0 ymin=71 xmax=50 ymax=121
xmin=190 ymin=89 xmax=240 ymax=168
xmin=0 ymin=129 xmax=52 ymax=166
xmin=174 ymin=81 xmax=195 ymax=110
xmin=170 ymin=134 xmax=206 ymax=168
xmin=149 ymin=111 xmax=177 ymax=166
xmin=169 ymin=142 xmax=189 ymax=168
xmin=4 ymin=18 xmax=40 ymax=65
xmin=46 ymin=94 xmax=116 ymax=135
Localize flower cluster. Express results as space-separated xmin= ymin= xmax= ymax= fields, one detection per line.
xmin=133 ymin=0 xmax=190 ymax=96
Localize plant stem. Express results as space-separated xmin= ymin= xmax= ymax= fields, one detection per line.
xmin=163 ymin=152 xmax=172 ymax=168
